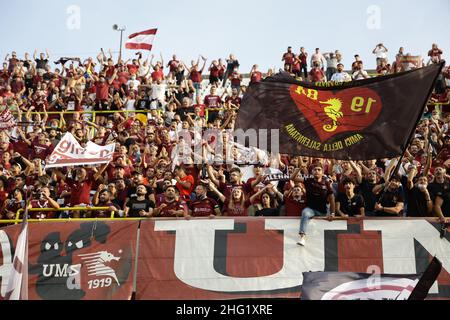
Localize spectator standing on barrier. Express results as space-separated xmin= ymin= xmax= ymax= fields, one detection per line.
xmin=282 ymin=46 xmax=294 ymax=73
xmin=323 ymin=52 xmax=338 ymax=81
xmin=208 ymin=60 xmax=221 ymax=87
xmin=223 ymin=54 xmax=240 ymax=87
xmin=310 ymin=48 xmax=326 ymax=71
xmin=34 ymin=49 xmax=50 ymax=73
xmin=296 ymin=164 xmax=335 ymax=246
xmin=372 ymin=43 xmax=388 ymax=66
xmin=428 ymin=43 xmax=443 ymax=65
xmin=299 ymin=47 xmax=308 ymax=79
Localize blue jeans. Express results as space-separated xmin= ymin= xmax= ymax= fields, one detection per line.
xmin=299 ymin=207 xmax=326 ymax=235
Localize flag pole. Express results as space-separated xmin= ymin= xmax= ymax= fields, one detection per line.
xmin=389 ymin=62 xmax=445 ymax=181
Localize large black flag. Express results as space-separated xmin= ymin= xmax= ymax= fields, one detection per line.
xmin=302 ymin=257 xmax=442 ymax=300
xmin=235 ymin=62 xmax=444 ymax=159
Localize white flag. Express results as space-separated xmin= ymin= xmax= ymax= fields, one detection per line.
xmin=46 ymin=132 xmax=115 ymax=168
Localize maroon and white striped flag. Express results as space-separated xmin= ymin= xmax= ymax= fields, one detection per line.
xmin=125 ymin=28 xmax=158 ymax=51
xmin=5 ymin=209 xmax=28 ymax=300
xmin=0 ymin=107 xmax=16 ymax=131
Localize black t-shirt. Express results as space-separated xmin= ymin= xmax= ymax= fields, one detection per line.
xmin=127 ymin=186 xmax=154 ymax=199
xmin=428 ymin=181 xmax=450 ymax=201
xmin=406 ymin=186 xmax=431 ymax=217
xmin=226 ymin=60 xmax=240 ymax=72
xmin=336 ymin=193 xmax=365 ymax=217
xmin=35 ymin=58 xmax=48 ymax=70
xmin=437 ymin=188 xmax=450 ymax=217
xmin=358 ymin=179 xmax=380 ymax=212
xmin=136 ymin=98 xmax=150 ymax=110
xmin=255 ymin=208 xmax=280 ymax=217
xmin=304 ymin=177 xmax=333 ymax=214
xmin=176 ymin=106 xmax=194 ymax=121
xmin=125 ymin=198 xmax=155 ymax=217
xmin=175 ymin=71 xmax=185 ymax=85
xmin=377 ymin=188 xmax=404 ymax=216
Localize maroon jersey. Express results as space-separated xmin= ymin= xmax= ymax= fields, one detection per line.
xmin=225 ymin=96 xmax=241 ymax=107
xmin=204 ymin=95 xmax=222 ymax=108
xmin=223 ymin=199 xmax=251 ymax=217
xmin=66 ymin=171 xmax=96 ymax=205
xmin=250 ymin=71 xmax=262 ymax=84
xmin=209 ymin=66 xmax=220 ymax=77
xmin=29 ymin=199 xmax=56 ymax=219
xmin=156 ymin=197 xmax=186 ymax=217
xmin=284 ymin=195 xmax=307 ymax=216
xmin=190 ymin=197 xmax=219 ymax=217
xmin=219 ymin=181 xmax=249 ymax=199
xmin=190 ymin=69 xmax=202 ymax=83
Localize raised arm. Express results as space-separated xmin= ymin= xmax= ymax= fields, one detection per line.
xmin=208 ymin=182 xmax=225 ymax=203
xmin=207 ymin=164 xmax=220 ymax=186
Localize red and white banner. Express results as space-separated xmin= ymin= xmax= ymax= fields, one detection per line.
xmin=1 ymin=218 xmax=449 ymax=300
xmin=125 ymin=28 xmax=157 ymax=51
xmin=0 ymin=107 xmax=16 ymax=131
xmin=45 ymin=132 xmax=115 ymax=168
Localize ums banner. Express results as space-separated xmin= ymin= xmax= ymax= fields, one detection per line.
xmin=235 ymin=62 xmax=444 ymax=159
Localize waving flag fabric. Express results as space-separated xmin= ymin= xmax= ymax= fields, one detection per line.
xmin=235 ymin=62 xmax=444 ymax=160
xmin=5 ymin=207 xmax=28 ymax=300
xmin=125 ymin=28 xmax=158 ymax=51
xmin=0 ymin=107 xmax=16 ymax=131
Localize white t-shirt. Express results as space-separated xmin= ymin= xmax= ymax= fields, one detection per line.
xmin=352 ymin=70 xmax=370 ymax=80
xmin=374 ymin=46 xmax=388 ymax=59
xmin=126 ymin=99 xmax=136 ymax=111
xmin=138 ymin=65 xmax=150 ymax=77
xmin=331 ymin=72 xmax=352 ymax=82
xmin=127 ymin=79 xmax=141 ymax=89
xmin=150 ymin=83 xmax=167 ymax=101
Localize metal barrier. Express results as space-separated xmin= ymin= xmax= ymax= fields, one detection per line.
xmin=0 ymin=206 xmax=116 ymax=225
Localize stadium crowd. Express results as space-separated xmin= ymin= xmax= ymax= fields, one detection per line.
xmin=0 ymin=43 xmax=449 ymax=236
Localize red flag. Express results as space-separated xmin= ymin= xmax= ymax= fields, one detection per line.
xmin=5 ymin=208 xmax=28 ymax=300
xmin=125 ymin=28 xmax=158 ymax=51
